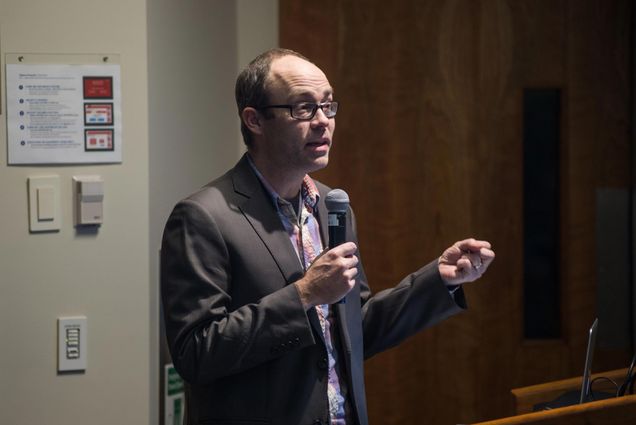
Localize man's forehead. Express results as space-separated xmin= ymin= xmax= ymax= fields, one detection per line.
xmin=268 ymin=55 xmax=333 ymax=97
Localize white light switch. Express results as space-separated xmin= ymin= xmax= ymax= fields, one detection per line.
xmin=37 ymin=187 xmax=55 ymax=220
xmin=28 ymin=176 xmax=61 ymax=232
xmin=58 ymin=316 xmax=87 ymax=372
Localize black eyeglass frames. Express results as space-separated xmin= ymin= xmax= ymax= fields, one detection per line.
xmin=258 ymin=101 xmax=338 ymax=121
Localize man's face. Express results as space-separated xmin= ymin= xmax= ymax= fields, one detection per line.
xmin=259 ymin=55 xmax=336 ymax=175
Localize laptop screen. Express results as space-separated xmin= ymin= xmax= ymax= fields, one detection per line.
xmin=579 ymin=318 xmax=599 ymax=403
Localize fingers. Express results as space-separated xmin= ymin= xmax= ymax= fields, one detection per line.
xmin=455 ymin=238 xmax=491 ymax=252
xmin=456 ymin=238 xmax=494 ymax=269
xmin=344 ymin=267 xmax=358 ymax=282
xmin=297 ymin=243 xmax=359 ymax=308
xmin=457 ymin=256 xmax=473 ymax=271
xmin=330 ymin=241 xmax=358 ymax=257
xmin=318 ymin=243 xmax=358 ymax=269
xmin=480 ymin=247 xmax=495 ymax=268
xmin=439 ymin=237 xmax=495 ymax=286
xmin=462 ymin=251 xmax=482 ymax=269
xmin=452 ymin=256 xmax=483 ymax=283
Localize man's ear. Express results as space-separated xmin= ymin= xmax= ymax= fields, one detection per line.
xmin=241 ymin=107 xmax=264 ymax=136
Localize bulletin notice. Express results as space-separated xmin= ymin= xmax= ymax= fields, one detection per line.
xmin=6 ymin=60 xmax=122 ymax=164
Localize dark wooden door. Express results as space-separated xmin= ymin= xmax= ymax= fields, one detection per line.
xmin=281 ymin=0 xmax=633 ymax=423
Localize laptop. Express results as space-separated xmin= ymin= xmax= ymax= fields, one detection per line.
xmin=534 ymin=318 xmax=614 ymax=410
xmin=579 ymin=318 xmax=598 ymax=403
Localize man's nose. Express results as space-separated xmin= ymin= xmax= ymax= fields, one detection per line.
xmin=311 ymin=106 xmax=331 ymax=127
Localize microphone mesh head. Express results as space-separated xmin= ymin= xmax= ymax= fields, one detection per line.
xmin=325 ymin=189 xmax=350 ymax=213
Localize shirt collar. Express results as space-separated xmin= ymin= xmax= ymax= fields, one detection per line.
xmin=246 ymin=154 xmax=320 ymax=212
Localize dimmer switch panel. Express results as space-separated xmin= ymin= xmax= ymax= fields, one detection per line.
xmin=58 ymin=316 xmax=87 ymax=372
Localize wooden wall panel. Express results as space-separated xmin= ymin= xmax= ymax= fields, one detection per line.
xmin=563 ymin=0 xmax=633 ymax=372
xmin=280 ymin=0 xmax=632 ymax=423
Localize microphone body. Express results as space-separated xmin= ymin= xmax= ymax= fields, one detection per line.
xmin=325 ymin=189 xmax=350 ymax=304
xmin=328 ymin=210 xmax=347 ymax=249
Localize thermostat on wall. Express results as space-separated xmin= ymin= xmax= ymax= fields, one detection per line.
xmin=73 ymin=175 xmax=103 ymax=226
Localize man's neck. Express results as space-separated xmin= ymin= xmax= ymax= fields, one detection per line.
xmin=249 ymin=154 xmax=305 ymax=200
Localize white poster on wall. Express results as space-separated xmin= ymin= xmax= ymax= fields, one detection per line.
xmin=6 ymin=57 xmax=122 ymax=164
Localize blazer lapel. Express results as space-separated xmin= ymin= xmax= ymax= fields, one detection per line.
xmin=231 ymin=156 xmax=325 ymax=342
xmin=231 ymin=155 xmax=303 ymax=285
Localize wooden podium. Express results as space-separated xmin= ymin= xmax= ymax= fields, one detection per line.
xmin=471 ymin=369 xmax=636 ymax=425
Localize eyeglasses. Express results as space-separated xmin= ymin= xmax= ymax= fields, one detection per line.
xmin=258 ymin=101 xmax=338 ymax=120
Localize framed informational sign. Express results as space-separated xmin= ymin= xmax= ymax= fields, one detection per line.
xmin=5 ymin=54 xmax=122 ymax=164
xmin=164 ymin=364 xmax=184 ymax=425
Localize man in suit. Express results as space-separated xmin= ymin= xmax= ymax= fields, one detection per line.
xmin=161 ymin=48 xmax=495 ymax=425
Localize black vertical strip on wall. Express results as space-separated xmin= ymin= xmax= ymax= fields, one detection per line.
xmin=523 ymin=88 xmax=561 ymax=339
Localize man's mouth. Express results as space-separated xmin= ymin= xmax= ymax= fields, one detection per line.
xmin=306 ymin=137 xmax=331 ymax=147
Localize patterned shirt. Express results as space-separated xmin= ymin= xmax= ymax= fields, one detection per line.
xmin=248 ymin=157 xmax=347 ymax=424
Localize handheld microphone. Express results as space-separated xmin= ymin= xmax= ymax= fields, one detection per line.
xmin=325 ymin=189 xmax=350 ymax=304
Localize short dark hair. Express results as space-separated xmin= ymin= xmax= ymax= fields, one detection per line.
xmin=235 ymin=48 xmax=310 ymax=147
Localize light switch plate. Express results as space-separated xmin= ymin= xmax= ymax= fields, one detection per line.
xmin=58 ymin=316 xmax=87 ymax=372
xmin=28 ymin=175 xmax=61 ymax=232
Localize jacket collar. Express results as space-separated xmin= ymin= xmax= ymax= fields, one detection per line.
xmin=231 ymin=154 xmax=334 ymax=342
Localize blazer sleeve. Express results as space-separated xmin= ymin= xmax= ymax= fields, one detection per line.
xmin=346 ymin=209 xmax=467 ymax=359
xmin=360 ymin=261 xmax=467 ymax=359
xmin=160 ymin=198 xmax=316 ymax=385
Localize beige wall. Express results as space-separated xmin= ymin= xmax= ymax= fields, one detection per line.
xmin=147 ymin=0 xmax=277 ymax=423
xmin=1 ymin=0 xmax=277 ymax=424
xmin=0 ymin=0 xmax=150 ymax=424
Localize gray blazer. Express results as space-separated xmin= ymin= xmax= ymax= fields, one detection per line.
xmin=160 ymin=154 xmax=466 ymax=425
